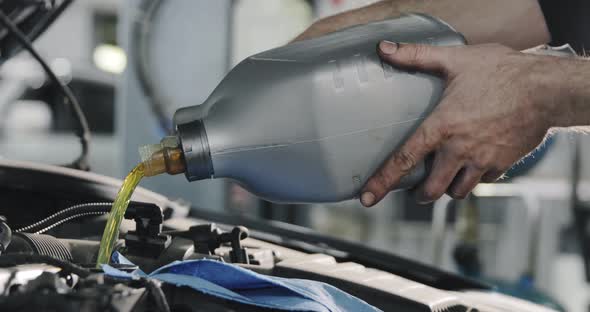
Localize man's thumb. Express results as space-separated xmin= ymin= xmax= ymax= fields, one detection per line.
xmin=377 ymin=41 xmax=451 ymax=74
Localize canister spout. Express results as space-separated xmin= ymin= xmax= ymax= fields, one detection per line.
xmin=139 ymin=136 xmax=186 ymax=177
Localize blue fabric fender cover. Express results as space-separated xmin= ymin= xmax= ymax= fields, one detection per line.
xmin=103 ymin=252 xmax=382 ymax=312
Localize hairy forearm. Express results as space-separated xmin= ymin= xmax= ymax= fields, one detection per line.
xmin=552 ymin=57 xmax=590 ymax=128
xmin=294 ymin=0 xmax=550 ymax=50
xmin=293 ymin=1 xmax=394 ymax=42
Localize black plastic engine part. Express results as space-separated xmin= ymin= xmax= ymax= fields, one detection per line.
xmin=0 ymin=216 xmax=11 ymax=254
xmin=22 ymin=271 xmax=70 ymax=294
xmin=6 ymin=235 xmax=102 ymax=265
xmin=165 ymin=224 xmax=250 ymax=264
xmin=166 ymin=223 xmax=223 ymax=254
xmin=223 ymin=226 xmax=249 ymax=264
xmin=124 ymin=202 xmax=172 ymax=258
xmin=0 ymin=273 xmax=149 ymax=312
xmin=10 ymin=233 xmax=74 ymax=262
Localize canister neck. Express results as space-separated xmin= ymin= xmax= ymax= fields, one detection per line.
xmin=177 ymin=119 xmax=214 ymax=181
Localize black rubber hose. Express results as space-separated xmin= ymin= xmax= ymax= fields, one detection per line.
xmin=0 ymin=1 xmax=74 ymax=60
xmin=143 ymin=278 xmax=171 ymax=312
xmin=0 ymin=254 xmax=91 ymax=277
xmin=27 ymin=1 xmax=74 ymax=45
xmin=132 ymin=0 xmax=173 ymax=134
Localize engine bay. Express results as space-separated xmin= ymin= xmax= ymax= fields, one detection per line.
xmin=0 ymin=159 xmax=561 ymax=312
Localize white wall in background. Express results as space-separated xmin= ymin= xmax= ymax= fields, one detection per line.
xmin=1 ymin=0 xmax=120 ymax=176
xmin=35 ymin=0 xmax=118 ymax=66
xmin=551 ymin=254 xmax=590 ymax=312
xmin=231 ymin=0 xmax=313 ymax=65
xmin=314 ymin=0 xmax=379 ymax=18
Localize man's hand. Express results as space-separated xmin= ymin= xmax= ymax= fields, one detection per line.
xmin=361 ymin=41 xmax=568 ymax=207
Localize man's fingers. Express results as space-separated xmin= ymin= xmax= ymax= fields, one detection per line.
xmin=377 ymin=41 xmax=452 ymax=75
xmin=447 ymin=166 xmax=485 ymax=199
xmin=361 ymin=119 xmax=444 ymax=207
xmin=416 ymin=151 xmax=463 ymax=204
xmin=361 ymin=42 xmax=460 ymax=207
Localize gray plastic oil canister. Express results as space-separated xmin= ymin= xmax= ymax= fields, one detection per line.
xmin=173 ymin=14 xmax=466 ymax=203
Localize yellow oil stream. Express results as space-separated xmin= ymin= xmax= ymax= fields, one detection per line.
xmin=96 ymin=163 xmax=145 ymax=267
